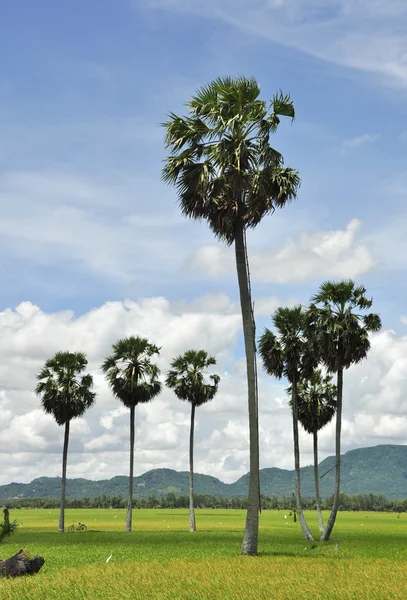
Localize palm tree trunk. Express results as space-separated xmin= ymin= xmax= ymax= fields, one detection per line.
xmin=291 ymin=378 xmax=313 ymax=541
xmin=126 ymin=405 xmax=135 ymax=533
xmin=320 ymin=368 xmax=343 ymax=541
xmin=313 ymin=430 xmax=324 ymax=532
xmin=59 ymin=420 xmax=70 ymax=533
xmin=235 ymin=220 xmax=260 ymax=556
xmin=189 ymin=403 xmax=196 ymax=532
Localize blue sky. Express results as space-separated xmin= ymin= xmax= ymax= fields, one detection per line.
xmin=0 ymin=0 xmax=406 ymax=485
xmin=1 ymin=0 xmax=406 ymax=320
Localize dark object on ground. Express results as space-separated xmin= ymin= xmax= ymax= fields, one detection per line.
xmin=0 ymin=549 xmax=45 ymax=577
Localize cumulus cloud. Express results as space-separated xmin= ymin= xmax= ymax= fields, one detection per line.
xmin=187 ymin=219 xmax=374 ymax=283
xmin=0 ymin=294 xmax=242 ymax=484
xmin=0 ymin=295 xmax=405 ymax=486
xmin=145 ymin=0 xmax=407 ymax=87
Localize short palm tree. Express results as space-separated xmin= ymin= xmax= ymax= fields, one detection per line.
xmin=101 ymin=337 xmax=162 ymax=532
xmin=36 ymin=351 xmax=95 ymax=533
xmin=166 ymin=350 xmax=220 ymax=532
xmin=258 ymin=306 xmax=314 ymax=541
xmin=306 ymin=280 xmax=381 ymax=541
xmin=289 ymin=369 xmax=336 ymax=532
xmin=163 ymin=76 xmax=300 ymax=555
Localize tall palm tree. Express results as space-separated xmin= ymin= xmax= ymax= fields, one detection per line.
xmin=166 ymin=350 xmax=220 ymax=532
xmin=162 ymin=76 xmax=300 ymax=555
xmin=101 ymin=337 xmax=162 ymax=532
xmin=36 ymin=351 xmax=95 ymax=533
xmin=289 ymin=369 xmax=336 ymax=532
xmin=306 ymin=280 xmax=381 ymax=541
xmin=258 ymin=306 xmax=314 ymax=541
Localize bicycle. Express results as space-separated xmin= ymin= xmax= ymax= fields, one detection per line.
xmin=68 ymin=522 xmax=87 ymax=533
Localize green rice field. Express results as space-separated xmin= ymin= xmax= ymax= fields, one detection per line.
xmin=1 ymin=508 xmax=406 ymax=599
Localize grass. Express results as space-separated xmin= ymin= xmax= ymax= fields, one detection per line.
xmin=0 ymin=509 xmax=406 ymax=599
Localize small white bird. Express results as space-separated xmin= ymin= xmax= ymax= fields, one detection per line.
xmin=361 ymin=376 xmax=368 ymax=384
xmin=106 ymin=554 xmax=112 ymax=564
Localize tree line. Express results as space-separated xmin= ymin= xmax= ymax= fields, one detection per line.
xmin=30 ymin=76 xmax=381 ymax=555
xmin=5 ymin=493 xmax=407 ymax=513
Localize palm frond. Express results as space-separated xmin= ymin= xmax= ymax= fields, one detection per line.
xmin=271 ymin=91 xmax=295 ymax=120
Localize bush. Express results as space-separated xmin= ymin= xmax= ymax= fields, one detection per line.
xmin=0 ymin=519 xmax=18 ymax=543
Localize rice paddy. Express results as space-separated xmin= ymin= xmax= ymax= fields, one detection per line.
xmin=1 ymin=508 xmax=406 ymax=599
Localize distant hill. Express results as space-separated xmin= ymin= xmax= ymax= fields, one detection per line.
xmin=1 ymin=445 xmax=406 ymax=501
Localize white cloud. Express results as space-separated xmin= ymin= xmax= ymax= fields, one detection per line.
xmin=0 ymin=295 xmax=406 ymax=487
xmin=341 ymin=133 xmax=379 ymax=150
xmin=188 ymin=219 xmax=374 ymax=283
xmin=145 ymin=0 xmax=407 ymax=87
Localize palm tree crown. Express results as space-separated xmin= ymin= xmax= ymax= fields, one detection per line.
xmin=289 ymin=369 xmax=337 ymax=435
xmin=101 ymin=337 xmax=162 ymax=408
xmin=162 ymin=76 xmax=300 ymax=244
xmin=258 ymin=305 xmax=313 ymax=383
xmin=166 ymin=349 xmax=220 ymax=406
xmin=36 ymin=351 xmax=95 ymax=425
xmin=306 ymin=280 xmax=382 ymax=370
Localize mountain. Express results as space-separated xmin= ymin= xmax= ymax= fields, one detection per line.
xmin=1 ymin=445 xmax=406 ymax=501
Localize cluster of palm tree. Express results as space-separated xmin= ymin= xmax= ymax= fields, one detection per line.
xmin=258 ymin=282 xmax=381 ymax=542
xmin=36 ymin=341 xmax=220 ymax=534
xmin=162 ymin=76 xmax=381 ymax=553
xmin=36 ymin=76 xmax=381 ymax=554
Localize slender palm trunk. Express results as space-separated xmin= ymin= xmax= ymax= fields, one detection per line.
xmin=59 ymin=420 xmax=70 ymax=533
xmin=320 ymin=368 xmax=343 ymax=541
xmin=235 ymin=220 xmax=260 ymax=556
xmin=291 ymin=378 xmax=313 ymax=541
xmin=313 ymin=430 xmax=324 ymax=532
xmin=126 ymin=405 xmax=135 ymax=533
xmin=189 ymin=403 xmax=196 ymax=532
